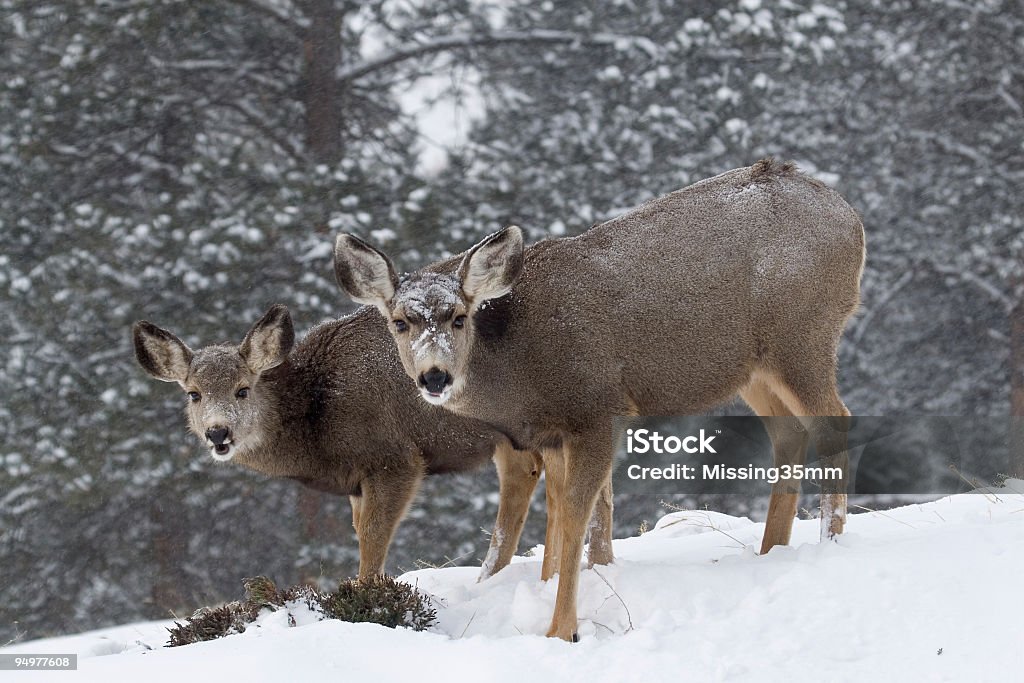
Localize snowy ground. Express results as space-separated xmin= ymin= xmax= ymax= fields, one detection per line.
xmin=5 ymin=485 xmax=1024 ymax=682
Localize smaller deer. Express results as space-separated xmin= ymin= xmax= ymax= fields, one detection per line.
xmin=133 ymin=304 xmax=587 ymax=581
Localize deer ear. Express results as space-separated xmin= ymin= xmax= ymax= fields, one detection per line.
xmin=133 ymin=321 xmax=193 ymax=385
xmin=459 ymin=226 xmax=524 ymax=306
xmin=239 ymin=304 xmax=294 ymax=374
xmin=334 ymin=233 xmax=399 ymax=315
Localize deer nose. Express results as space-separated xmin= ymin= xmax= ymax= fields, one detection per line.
xmin=205 ymin=426 xmax=231 ymax=445
xmin=419 ymin=368 xmax=452 ymax=395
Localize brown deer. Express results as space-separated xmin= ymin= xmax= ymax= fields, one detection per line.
xmin=132 ymin=304 xmax=611 ymax=582
xmin=334 ymin=159 xmax=865 ymax=640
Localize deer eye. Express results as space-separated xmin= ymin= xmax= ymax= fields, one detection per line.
xmin=236 ymin=387 xmax=250 ymax=399
xmin=394 ymin=320 xmax=408 ymax=333
xmin=453 ymin=315 xmax=467 ymax=329
xmin=187 ymin=392 xmax=201 ymax=403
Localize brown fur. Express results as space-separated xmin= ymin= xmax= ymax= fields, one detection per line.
xmin=334 ymin=162 xmax=865 ymax=639
xmin=133 ymin=305 xmax=596 ymax=582
xmin=749 ymin=156 xmax=796 ymax=179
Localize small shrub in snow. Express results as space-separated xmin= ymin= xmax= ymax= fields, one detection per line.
xmin=166 ymin=575 xmax=435 ymax=647
xmin=166 ymin=602 xmax=259 ymax=647
xmin=320 ymin=576 xmax=436 ymax=631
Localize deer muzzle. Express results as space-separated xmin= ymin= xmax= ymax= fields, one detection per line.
xmin=205 ymin=426 xmax=233 ymax=457
xmin=418 ymin=367 xmax=452 ymax=396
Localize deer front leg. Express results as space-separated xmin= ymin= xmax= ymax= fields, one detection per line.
xmin=479 ymin=445 xmax=543 ymax=581
xmin=540 ymin=450 xmax=565 ymax=581
xmin=354 ymin=464 xmax=424 ymax=581
xmin=349 ymin=494 xmax=363 ymax=533
xmin=546 ymin=433 xmax=613 ymax=641
xmin=543 ymin=452 xmax=613 ymax=578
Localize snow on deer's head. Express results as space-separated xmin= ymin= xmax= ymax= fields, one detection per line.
xmin=334 ymin=227 xmax=523 ymax=405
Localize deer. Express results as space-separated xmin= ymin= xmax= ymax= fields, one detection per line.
xmin=133 ymin=304 xmax=612 ymax=584
xmin=333 ymin=159 xmax=866 ymax=641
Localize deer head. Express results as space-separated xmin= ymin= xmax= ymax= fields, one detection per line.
xmin=132 ymin=305 xmax=294 ymax=460
xmin=334 ymin=227 xmax=524 ymax=404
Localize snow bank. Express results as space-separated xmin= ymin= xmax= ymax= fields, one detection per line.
xmin=5 ymin=486 xmax=1024 ymax=681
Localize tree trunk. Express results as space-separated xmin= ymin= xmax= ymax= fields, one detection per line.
xmin=302 ymin=0 xmax=343 ymax=165
xmin=149 ymin=481 xmax=190 ymax=616
xmin=1010 ymin=276 xmax=1024 ymax=478
xmin=296 ymin=488 xmax=349 ymax=584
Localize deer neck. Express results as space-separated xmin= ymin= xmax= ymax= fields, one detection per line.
xmin=228 ymin=360 xmax=321 ymax=480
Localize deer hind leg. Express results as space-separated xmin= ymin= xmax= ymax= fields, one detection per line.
xmin=540 ymin=449 xmax=565 ymax=581
xmin=761 ymin=360 xmax=852 ymax=543
xmin=479 ymin=444 xmax=543 ymax=581
xmin=586 ymin=475 xmax=614 ymax=567
xmin=741 ymin=379 xmax=810 ymax=554
xmin=546 ymin=432 xmax=614 ymax=642
xmin=810 ymin=407 xmax=851 ymax=542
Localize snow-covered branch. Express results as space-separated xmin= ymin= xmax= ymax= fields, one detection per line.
xmin=997 ymin=84 xmax=1023 ymax=116
xmin=147 ymin=57 xmax=289 ymax=94
xmin=853 ymin=269 xmax=915 ymax=346
xmin=930 ymin=262 xmax=1014 ymax=314
xmin=907 ymin=130 xmax=990 ymax=167
xmin=230 ymin=0 xmax=309 ymax=34
xmin=222 ymin=99 xmax=306 ymax=163
xmin=148 ymin=58 xmax=262 ymax=72
xmin=336 ymin=30 xmax=663 ymax=84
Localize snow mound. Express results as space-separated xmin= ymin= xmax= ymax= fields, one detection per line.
xmin=649 ymin=508 xmax=756 ymax=535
